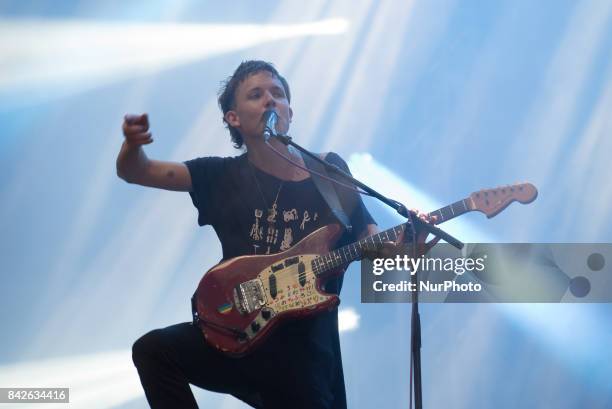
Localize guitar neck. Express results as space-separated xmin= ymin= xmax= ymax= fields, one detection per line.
xmin=427 ymin=197 xmax=473 ymax=223
xmin=311 ymin=181 xmax=538 ymax=277
xmin=311 ymin=197 xmax=472 ymax=277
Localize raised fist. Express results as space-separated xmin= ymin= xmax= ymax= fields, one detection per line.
xmin=122 ymin=113 xmax=153 ymax=147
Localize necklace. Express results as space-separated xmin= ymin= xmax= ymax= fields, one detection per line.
xmin=248 ymin=161 xmax=285 ymax=220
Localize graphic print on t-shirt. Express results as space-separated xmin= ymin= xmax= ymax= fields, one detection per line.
xmin=250 ymin=203 xmax=319 ymax=254
xmin=249 ymin=209 xmax=264 ymax=241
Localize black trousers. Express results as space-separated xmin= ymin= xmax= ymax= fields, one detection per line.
xmin=132 ymin=318 xmax=347 ymax=409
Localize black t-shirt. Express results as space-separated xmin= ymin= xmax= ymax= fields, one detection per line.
xmin=185 ymin=152 xmax=374 ymax=261
xmin=184 ymin=152 xmax=375 ymax=407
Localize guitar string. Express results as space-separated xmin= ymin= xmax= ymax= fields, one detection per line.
xmin=263 ymin=200 xmax=462 ymax=289
xmin=269 ymin=225 xmax=403 ymax=284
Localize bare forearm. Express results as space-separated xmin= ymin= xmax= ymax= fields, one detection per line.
xmin=117 ymin=113 xmax=191 ymax=191
xmin=116 ymin=141 xmax=151 ymax=184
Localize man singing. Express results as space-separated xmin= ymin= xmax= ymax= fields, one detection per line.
xmin=117 ymin=60 xmax=432 ymax=408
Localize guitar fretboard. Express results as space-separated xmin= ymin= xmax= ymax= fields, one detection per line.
xmin=310 ymin=197 xmax=472 ymax=276
xmin=428 ymin=198 xmax=471 ymax=224
xmin=311 ymin=224 xmax=406 ymax=277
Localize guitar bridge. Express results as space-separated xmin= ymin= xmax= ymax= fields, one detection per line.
xmin=233 ymin=278 xmax=266 ymax=314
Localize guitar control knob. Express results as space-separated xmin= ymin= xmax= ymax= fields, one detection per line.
xmin=261 ymin=310 xmax=271 ymax=320
xmin=251 ymin=322 xmax=261 ymax=332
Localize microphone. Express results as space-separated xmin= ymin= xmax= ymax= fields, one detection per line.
xmin=262 ymin=110 xmax=278 ymax=142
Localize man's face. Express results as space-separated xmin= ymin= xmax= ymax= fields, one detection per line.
xmin=225 ymin=71 xmax=292 ymax=142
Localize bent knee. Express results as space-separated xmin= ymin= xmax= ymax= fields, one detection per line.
xmin=132 ymin=329 xmax=165 ymax=367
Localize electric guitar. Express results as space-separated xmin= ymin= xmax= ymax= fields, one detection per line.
xmin=193 ymin=182 xmax=538 ymax=356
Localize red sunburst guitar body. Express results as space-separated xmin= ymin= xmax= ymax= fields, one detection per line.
xmin=194 ymin=224 xmax=345 ymax=357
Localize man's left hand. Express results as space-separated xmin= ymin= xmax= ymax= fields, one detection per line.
xmin=362 ymin=209 xmax=439 ymax=261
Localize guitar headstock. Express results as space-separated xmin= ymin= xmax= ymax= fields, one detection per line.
xmin=469 ymin=182 xmax=538 ymax=218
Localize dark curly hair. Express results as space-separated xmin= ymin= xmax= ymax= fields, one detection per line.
xmin=218 ymin=60 xmax=291 ymax=149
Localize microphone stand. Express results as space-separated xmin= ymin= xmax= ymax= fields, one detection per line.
xmin=273 ymin=134 xmax=464 ymax=409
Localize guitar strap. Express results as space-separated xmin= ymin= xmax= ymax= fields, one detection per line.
xmin=302 ymin=153 xmax=353 ymax=234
